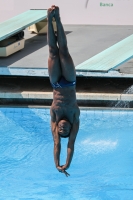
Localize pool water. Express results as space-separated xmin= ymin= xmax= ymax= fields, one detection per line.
xmin=0 ymin=108 xmax=133 ymax=200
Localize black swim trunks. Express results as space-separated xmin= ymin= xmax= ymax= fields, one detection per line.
xmin=51 ymin=76 xmax=76 ymax=89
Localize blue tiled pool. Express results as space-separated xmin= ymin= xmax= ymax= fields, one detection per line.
xmin=0 ymin=108 xmax=133 ymax=200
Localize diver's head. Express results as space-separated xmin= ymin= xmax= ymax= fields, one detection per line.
xmin=58 ymin=119 xmax=72 ymax=138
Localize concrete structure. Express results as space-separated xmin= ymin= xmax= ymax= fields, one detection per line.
xmin=0 ymin=25 xmax=133 ymax=107
xmin=0 ymin=25 xmax=133 ymax=77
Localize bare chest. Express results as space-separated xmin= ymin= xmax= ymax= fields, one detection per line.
xmin=53 ymin=105 xmax=75 ymax=124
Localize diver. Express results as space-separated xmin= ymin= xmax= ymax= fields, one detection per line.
xmin=48 ymin=5 xmax=80 ymax=177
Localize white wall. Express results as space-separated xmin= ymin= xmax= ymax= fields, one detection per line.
xmin=0 ymin=0 xmax=133 ymax=25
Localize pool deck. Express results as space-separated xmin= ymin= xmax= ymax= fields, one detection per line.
xmin=0 ymin=25 xmax=133 ymax=76
xmin=0 ymin=25 xmax=133 ymax=107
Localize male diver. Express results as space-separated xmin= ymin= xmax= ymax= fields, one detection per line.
xmin=48 ymin=5 xmax=80 ymax=177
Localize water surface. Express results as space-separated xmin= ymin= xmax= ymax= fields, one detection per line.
xmin=0 ymin=108 xmax=133 ymax=200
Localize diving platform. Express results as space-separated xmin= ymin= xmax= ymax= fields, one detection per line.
xmin=0 ymin=9 xmax=48 ymax=57
xmin=0 ymin=25 xmax=133 ymax=78
xmin=76 ymin=34 xmax=133 ymax=72
xmin=0 ymin=9 xmax=47 ymax=41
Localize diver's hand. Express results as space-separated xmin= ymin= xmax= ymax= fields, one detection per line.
xmin=47 ymin=7 xmax=55 ymax=20
xmin=57 ymin=166 xmax=62 ymax=172
xmin=63 ymin=170 xmax=70 ymax=177
xmin=61 ymin=164 xmax=69 ymax=171
xmin=57 ymin=166 xmax=70 ymax=177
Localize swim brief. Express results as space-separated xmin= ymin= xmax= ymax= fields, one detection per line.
xmin=51 ymin=76 xmax=76 ymax=89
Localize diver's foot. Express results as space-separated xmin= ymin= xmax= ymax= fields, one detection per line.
xmin=52 ymin=5 xmax=60 ymax=21
xmin=47 ymin=7 xmax=55 ymax=21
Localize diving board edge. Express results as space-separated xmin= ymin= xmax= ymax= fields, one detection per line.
xmin=76 ymin=55 xmax=133 ymax=73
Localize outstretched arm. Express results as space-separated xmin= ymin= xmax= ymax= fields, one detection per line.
xmin=50 ymin=108 xmax=69 ymax=177
xmin=64 ymin=120 xmax=79 ymax=170
xmin=61 ymin=108 xmax=80 ymax=172
xmin=52 ymin=123 xmax=61 ymax=168
xmin=50 ymin=108 xmax=61 ymax=168
xmin=51 ymin=114 xmax=69 ymax=177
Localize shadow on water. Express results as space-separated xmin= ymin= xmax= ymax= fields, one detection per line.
xmin=0 ymin=107 xmax=51 ymax=139
xmin=0 ymin=31 xmax=72 ymax=67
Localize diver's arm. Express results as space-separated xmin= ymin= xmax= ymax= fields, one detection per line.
xmin=64 ymin=141 xmax=74 ymax=170
xmin=64 ymin=108 xmax=80 ymax=169
xmin=50 ymin=108 xmax=61 ymax=168
xmin=64 ymin=119 xmax=79 ymax=169
xmin=58 ymin=120 xmax=79 ymax=176
xmin=53 ymin=128 xmax=61 ymax=168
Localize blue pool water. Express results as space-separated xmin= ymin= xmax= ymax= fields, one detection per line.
xmin=0 ymin=107 xmax=133 ymax=200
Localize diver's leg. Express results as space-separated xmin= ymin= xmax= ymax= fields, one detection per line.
xmin=47 ymin=7 xmax=61 ymax=84
xmin=53 ymin=6 xmax=76 ymax=82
